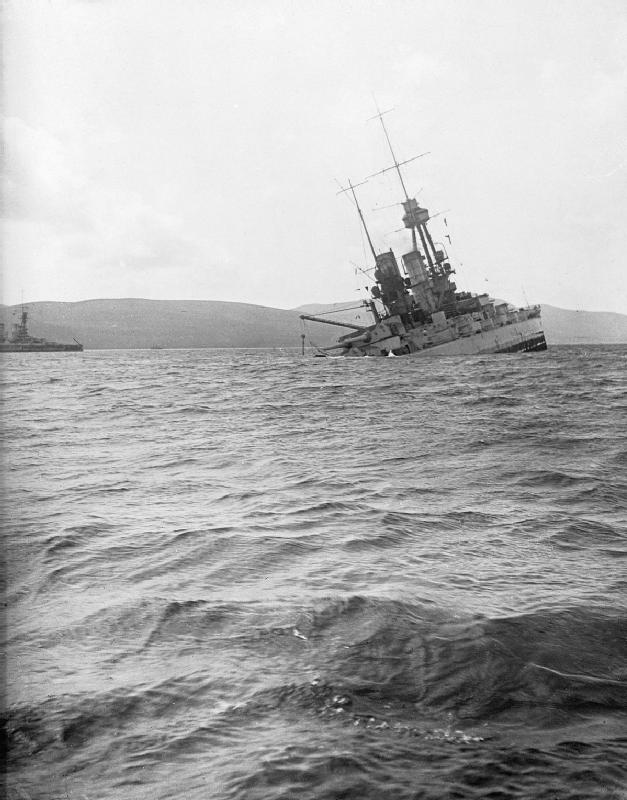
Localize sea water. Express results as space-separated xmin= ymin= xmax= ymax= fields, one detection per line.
xmin=2 ymin=346 xmax=626 ymax=800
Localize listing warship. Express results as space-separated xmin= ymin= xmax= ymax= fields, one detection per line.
xmin=0 ymin=308 xmax=83 ymax=352
xmin=301 ymin=113 xmax=546 ymax=357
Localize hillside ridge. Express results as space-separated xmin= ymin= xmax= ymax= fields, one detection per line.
xmin=1 ymin=299 xmax=625 ymax=349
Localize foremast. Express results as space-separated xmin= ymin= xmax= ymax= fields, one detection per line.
xmin=368 ymin=107 xmax=457 ymax=322
xmin=301 ymin=109 xmax=462 ymax=337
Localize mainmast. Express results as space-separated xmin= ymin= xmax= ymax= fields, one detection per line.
xmin=335 ymin=179 xmax=381 ymax=323
xmin=338 ymin=174 xmax=411 ymax=321
xmin=337 ymin=178 xmax=377 ymax=262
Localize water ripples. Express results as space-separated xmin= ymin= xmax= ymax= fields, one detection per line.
xmin=2 ymin=345 xmax=626 ymax=799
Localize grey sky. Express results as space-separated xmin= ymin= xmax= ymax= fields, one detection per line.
xmin=3 ymin=0 xmax=626 ymax=312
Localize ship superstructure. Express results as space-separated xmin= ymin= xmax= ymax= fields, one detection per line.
xmin=301 ymin=112 xmax=546 ymax=357
xmin=0 ymin=307 xmax=83 ymax=353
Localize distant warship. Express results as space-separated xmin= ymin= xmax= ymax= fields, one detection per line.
xmin=0 ymin=308 xmax=83 ymax=352
xmin=301 ymin=111 xmax=546 ymax=357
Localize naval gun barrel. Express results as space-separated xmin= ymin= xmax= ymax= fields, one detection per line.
xmin=299 ymin=314 xmax=368 ymax=332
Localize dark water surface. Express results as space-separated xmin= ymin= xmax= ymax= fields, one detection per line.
xmin=2 ymin=346 xmax=626 ymax=800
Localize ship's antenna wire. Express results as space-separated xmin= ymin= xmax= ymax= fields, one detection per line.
xmin=312 ymin=303 xmax=368 ymax=316
xmin=350 ymin=260 xmax=375 ymax=278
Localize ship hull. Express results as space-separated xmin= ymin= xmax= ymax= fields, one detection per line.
xmin=339 ymin=312 xmax=546 ymax=357
xmin=406 ymin=316 xmax=546 ymax=357
xmin=0 ymin=343 xmax=83 ymax=353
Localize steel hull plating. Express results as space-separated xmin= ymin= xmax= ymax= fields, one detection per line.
xmin=0 ymin=343 xmax=83 ymax=353
xmin=406 ymin=317 xmax=546 ymax=357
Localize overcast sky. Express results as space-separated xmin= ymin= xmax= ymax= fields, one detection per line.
xmin=3 ymin=0 xmax=626 ymax=312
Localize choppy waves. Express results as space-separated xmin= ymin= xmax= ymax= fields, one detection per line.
xmin=2 ymin=345 xmax=626 ymax=799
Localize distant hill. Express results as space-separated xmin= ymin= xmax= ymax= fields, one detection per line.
xmin=1 ymin=299 xmax=625 ymax=349
xmin=0 ymin=299 xmax=335 ymax=350
xmin=540 ymin=305 xmax=627 ymax=344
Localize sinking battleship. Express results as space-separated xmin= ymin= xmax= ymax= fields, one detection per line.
xmin=0 ymin=308 xmax=83 ymax=353
xmin=301 ymin=112 xmax=546 ymax=357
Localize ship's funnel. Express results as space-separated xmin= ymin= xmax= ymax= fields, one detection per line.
xmin=373 ymin=250 xmax=412 ymax=317
xmin=402 ymin=250 xmax=437 ymax=313
xmin=402 ymin=250 xmax=428 ymax=284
